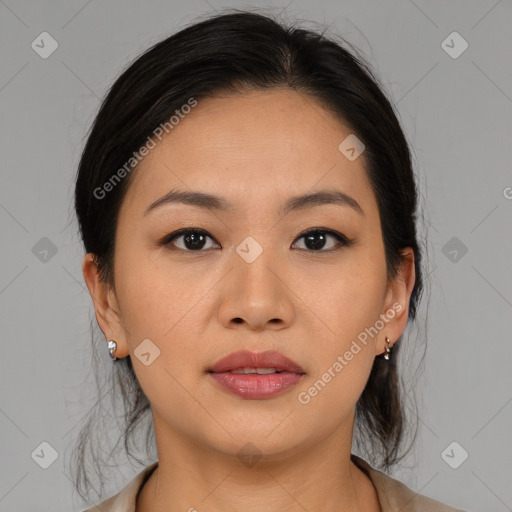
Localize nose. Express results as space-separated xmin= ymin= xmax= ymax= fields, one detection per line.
xmin=217 ymin=246 xmax=296 ymax=332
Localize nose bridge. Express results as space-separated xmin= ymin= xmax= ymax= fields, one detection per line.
xmin=218 ymin=235 xmax=294 ymax=329
xmin=234 ymin=235 xmax=282 ymax=304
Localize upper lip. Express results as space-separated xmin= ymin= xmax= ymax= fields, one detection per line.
xmin=209 ymin=350 xmax=306 ymax=374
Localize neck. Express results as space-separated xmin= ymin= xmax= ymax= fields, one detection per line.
xmin=136 ymin=413 xmax=380 ymax=512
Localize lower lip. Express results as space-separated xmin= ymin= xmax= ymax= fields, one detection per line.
xmin=209 ymin=372 xmax=304 ymax=399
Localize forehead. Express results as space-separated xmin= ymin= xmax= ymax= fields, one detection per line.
xmin=120 ymin=88 xmax=377 ymax=219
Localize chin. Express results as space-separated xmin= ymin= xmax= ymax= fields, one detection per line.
xmin=199 ymin=419 xmax=309 ymax=462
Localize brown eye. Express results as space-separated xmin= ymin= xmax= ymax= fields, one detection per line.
xmin=292 ymin=229 xmax=351 ymax=252
xmin=160 ymin=228 xmax=219 ymax=251
xmin=159 ymin=227 xmax=351 ymax=253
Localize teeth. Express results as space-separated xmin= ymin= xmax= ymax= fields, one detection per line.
xmin=230 ymin=367 xmax=280 ymax=374
xmin=230 ymin=367 xmax=256 ymax=374
xmin=256 ymin=367 xmax=279 ymax=374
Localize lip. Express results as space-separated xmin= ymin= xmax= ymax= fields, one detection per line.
xmin=208 ymin=350 xmax=305 ymax=400
xmin=209 ymin=350 xmax=305 ymax=374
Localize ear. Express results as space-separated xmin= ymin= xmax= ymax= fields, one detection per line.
xmin=82 ymin=253 xmax=129 ymax=358
xmin=375 ymin=247 xmax=416 ymax=357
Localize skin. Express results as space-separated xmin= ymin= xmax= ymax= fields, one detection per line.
xmin=83 ymin=88 xmax=415 ymax=512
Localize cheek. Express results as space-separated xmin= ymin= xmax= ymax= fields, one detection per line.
xmin=294 ymin=265 xmax=386 ymax=420
xmin=294 ymin=249 xmax=387 ymax=403
xmin=301 ymin=250 xmax=387 ymax=348
xmin=113 ymin=258 xmax=214 ymax=423
xmin=331 ymin=271 xmax=387 ymax=344
xmin=114 ymin=249 xmax=216 ymax=372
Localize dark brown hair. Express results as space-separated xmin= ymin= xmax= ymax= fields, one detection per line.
xmin=71 ymin=9 xmax=425 ymax=502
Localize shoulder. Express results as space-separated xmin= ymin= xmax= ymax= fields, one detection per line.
xmin=351 ymin=454 xmax=465 ymax=512
xmin=81 ymin=457 xmax=464 ymax=512
xmin=81 ymin=462 xmax=158 ymax=512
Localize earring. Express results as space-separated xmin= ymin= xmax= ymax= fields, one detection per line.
xmin=383 ymin=337 xmax=393 ymax=361
xmin=107 ymin=340 xmax=118 ymax=361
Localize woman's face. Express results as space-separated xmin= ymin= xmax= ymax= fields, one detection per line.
xmin=84 ymin=88 xmax=414 ymax=460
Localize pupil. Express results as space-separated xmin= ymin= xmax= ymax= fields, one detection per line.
xmin=184 ymin=231 xmax=206 ymax=250
xmin=305 ymin=232 xmax=326 ymax=250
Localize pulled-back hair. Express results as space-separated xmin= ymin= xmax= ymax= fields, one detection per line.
xmin=71 ymin=9 xmax=425 ymax=502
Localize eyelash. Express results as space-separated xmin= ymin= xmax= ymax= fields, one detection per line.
xmin=158 ymin=227 xmax=352 ymax=254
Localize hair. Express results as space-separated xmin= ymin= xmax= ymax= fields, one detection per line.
xmin=71 ymin=8 xmax=426 ymax=502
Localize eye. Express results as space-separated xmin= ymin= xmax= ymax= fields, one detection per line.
xmin=159 ymin=228 xmax=219 ymax=252
xmin=159 ymin=227 xmax=352 ymax=253
xmin=292 ymin=228 xmax=351 ymax=252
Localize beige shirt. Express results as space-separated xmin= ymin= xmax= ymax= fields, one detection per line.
xmin=82 ymin=454 xmax=464 ymax=511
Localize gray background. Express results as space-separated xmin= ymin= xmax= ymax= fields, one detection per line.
xmin=1 ymin=0 xmax=511 ymax=511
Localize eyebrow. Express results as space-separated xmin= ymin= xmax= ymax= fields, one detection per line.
xmin=143 ymin=188 xmax=364 ymax=217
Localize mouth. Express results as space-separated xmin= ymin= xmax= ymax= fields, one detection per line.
xmin=207 ymin=350 xmax=305 ymax=400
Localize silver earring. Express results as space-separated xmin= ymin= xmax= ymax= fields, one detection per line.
xmin=107 ymin=340 xmax=118 ymax=361
xmin=383 ymin=337 xmax=393 ymax=361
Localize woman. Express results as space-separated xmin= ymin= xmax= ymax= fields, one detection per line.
xmin=73 ymin=10 xmax=463 ymax=511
